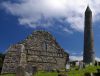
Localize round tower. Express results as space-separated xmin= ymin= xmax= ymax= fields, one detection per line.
xmin=83 ymin=6 xmax=95 ymax=65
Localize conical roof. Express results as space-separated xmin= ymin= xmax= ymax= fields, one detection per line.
xmin=85 ymin=6 xmax=92 ymax=13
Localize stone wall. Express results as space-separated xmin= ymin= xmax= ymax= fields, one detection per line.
xmin=2 ymin=44 xmax=21 ymax=73
xmin=1 ymin=30 xmax=68 ymax=74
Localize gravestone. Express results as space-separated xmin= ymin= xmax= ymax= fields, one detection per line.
xmin=25 ymin=64 xmax=33 ymax=76
xmin=79 ymin=61 xmax=83 ymax=69
xmin=32 ymin=66 xmax=37 ymax=75
xmin=66 ymin=63 xmax=70 ymax=71
xmin=45 ymin=65 xmax=53 ymax=72
xmin=25 ymin=64 xmax=37 ymax=76
xmin=16 ymin=66 xmax=25 ymax=76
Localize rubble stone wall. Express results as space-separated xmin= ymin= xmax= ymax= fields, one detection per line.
xmin=2 ymin=31 xmax=68 ymax=74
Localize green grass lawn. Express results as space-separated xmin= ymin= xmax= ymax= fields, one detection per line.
xmin=68 ymin=65 xmax=100 ymax=76
xmin=35 ymin=71 xmax=58 ymax=76
xmin=0 ymin=72 xmax=58 ymax=76
xmin=1 ymin=66 xmax=100 ymax=76
xmin=0 ymin=74 xmax=15 ymax=76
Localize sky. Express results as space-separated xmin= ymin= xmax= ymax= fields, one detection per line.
xmin=0 ymin=0 xmax=100 ymax=58
xmin=69 ymin=56 xmax=100 ymax=62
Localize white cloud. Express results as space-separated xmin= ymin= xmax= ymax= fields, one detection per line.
xmin=63 ymin=28 xmax=73 ymax=34
xmin=95 ymin=57 xmax=100 ymax=62
xmin=69 ymin=51 xmax=83 ymax=56
xmin=1 ymin=0 xmax=100 ymax=32
xmin=69 ymin=56 xmax=100 ymax=62
xmin=69 ymin=56 xmax=83 ymax=61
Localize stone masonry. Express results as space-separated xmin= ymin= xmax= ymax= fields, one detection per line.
xmin=1 ymin=30 xmax=68 ymax=74
xmin=83 ymin=6 xmax=95 ymax=64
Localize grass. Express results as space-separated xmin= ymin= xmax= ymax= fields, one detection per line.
xmin=35 ymin=71 xmax=58 ymax=76
xmin=0 ymin=74 xmax=15 ymax=76
xmin=0 ymin=72 xmax=58 ymax=76
xmin=68 ymin=65 xmax=100 ymax=76
xmin=1 ymin=66 xmax=100 ymax=76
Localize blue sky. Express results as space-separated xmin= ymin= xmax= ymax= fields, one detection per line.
xmin=0 ymin=0 xmax=100 ymax=58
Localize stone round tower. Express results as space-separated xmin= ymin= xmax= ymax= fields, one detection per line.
xmin=83 ymin=6 xmax=95 ymax=65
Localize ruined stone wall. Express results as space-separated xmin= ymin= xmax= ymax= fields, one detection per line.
xmin=2 ymin=31 xmax=68 ymax=74
xmin=2 ymin=44 xmax=22 ymax=73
